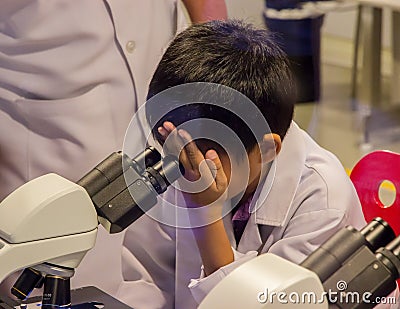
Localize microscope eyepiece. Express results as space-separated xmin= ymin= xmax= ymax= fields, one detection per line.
xmin=130 ymin=146 xmax=162 ymax=174
xmin=361 ymin=217 xmax=396 ymax=251
xmin=144 ymin=155 xmax=184 ymax=194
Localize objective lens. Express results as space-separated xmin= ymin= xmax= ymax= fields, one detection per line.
xmin=11 ymin=268 xmax=43 ymax=300
xmin=42 ymin=276 xmax=71 ymax=308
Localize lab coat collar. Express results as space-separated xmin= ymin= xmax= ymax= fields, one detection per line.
xmin=252 ymin=122 xmax=306 ymax=227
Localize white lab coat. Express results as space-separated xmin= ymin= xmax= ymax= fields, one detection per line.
xmin=0 ymin=0 xmax=186 ymax=303
xmin=120 ymin=122 xmax=374 ymax=308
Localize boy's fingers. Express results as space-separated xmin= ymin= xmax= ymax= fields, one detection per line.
xmin=160 ymin=123 xmax=193 ymax=176
xmin=177 ymin=146 xmax=191 ymax=177
xmin=162 ymin=122 xmax=183 ymax=156
xmin=179 ymin=129 xmax=204 ymax=171
xmin=157 ymin=126 xmax=168 ymax=140
xmin=205 ymin=149 xmax=227 ymax=191
xmin=160 ymin=123 xmax=213 ymax=185
xmin=163 ymin=121 xmax=175 ymax=133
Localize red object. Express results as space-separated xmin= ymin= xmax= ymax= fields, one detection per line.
xmin=350 ymin=150 xmax=400 ymax=236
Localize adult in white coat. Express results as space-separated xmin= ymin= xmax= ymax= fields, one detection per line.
xmin=0 ymin=0 xmax=227 ymax=305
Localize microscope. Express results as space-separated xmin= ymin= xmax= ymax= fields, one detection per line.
xmin=199 ymin=217 xmax=400 ymax=309
xmin=0 ymin=147 xmax=182 ymax=308
xmin=1 ymin=148 xmax=400 ymax=308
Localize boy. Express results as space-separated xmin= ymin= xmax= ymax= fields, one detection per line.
xmin=119 ymin=20 xmax=366 ymax=308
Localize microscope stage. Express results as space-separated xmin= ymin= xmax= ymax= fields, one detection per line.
xmin=0 ymin=286 xmax=132 ymax=309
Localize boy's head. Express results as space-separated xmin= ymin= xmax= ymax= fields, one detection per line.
xmin=147 ymin=19 xmax=295 ymax=146
xmin=145 ymin=20 xmax=296 ymax=197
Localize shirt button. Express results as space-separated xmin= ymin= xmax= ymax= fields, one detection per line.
xmin=126 ymin=40 xmax=136 ymax=53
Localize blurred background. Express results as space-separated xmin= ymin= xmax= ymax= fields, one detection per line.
xmin=181 ymin=0 xmax=400 ymax=173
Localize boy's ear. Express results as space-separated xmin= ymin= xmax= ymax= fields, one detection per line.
xmin=259 ymin=133 xmax=282 ymax=163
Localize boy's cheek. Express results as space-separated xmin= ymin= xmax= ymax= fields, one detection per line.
xmin=226 ymin=171 xmax=251 ymax=197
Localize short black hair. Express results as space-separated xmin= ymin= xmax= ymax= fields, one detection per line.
xmin=146 ymin=20 xmax=295 ymax=154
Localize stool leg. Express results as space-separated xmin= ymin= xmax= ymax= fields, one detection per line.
xmin=392 ymin=11 xmax=400 ymax=105
xmin=360 ymin=6 xmax=382 ymax=145
xmin=351 ymin=4 xmax=362 ymax=110
xmin=360 ymin=6 xmax=382 ymax=108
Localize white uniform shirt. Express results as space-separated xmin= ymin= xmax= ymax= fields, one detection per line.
xmin=121 ymin=122 xmax=369 ymax=309
xmin=0 ymin=0 xmax=186 ymax=302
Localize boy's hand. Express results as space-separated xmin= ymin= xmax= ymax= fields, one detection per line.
xmin=159 ymin=122 xmax=234 ymax=275
xmin=158 ymin=122 xmax=228 ymax=208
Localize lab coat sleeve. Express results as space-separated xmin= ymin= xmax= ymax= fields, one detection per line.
xmin=188 ymin=247 xmax=258 ymax=304
xmin=117 ymin=213 xmax=177 ymax=309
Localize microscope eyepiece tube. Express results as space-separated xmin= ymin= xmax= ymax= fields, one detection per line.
xmin=77 ymin=152 xmax=124 ymax=197
xmin=77 ymin=147 xmax=184 ymax=234
xmin=385 ymin=234 xmax=400 ymax=257
xmin=78 ymin=147 xmax=163 ymax=198
xmin=376 ymin=235 xmax=400 ymax=280
xmin=301 ymin=226 xmax=367 ymax=282
xmin=301 ymin=218 xmax=396 ymax=284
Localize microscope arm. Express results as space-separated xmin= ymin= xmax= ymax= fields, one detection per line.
xmin=198 ymin=253 xmax=328 ymax=309
xmin=0 ymin=173 xmax=98 ymax=284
